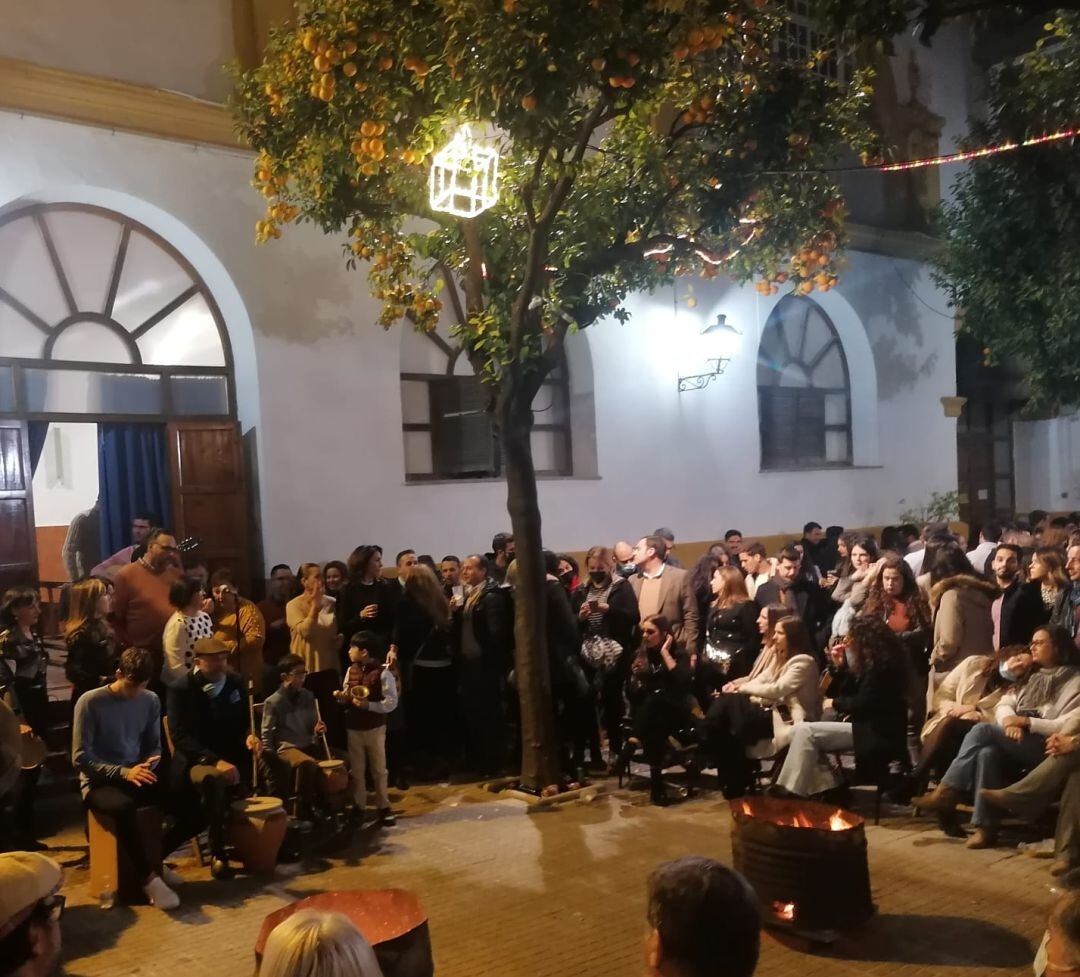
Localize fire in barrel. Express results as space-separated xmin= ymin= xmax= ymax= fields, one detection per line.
xmin=730 ymin=796 xmax=874 ymax=932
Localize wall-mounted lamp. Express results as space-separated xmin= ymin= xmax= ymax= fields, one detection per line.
xmin=677 ymin=314 xmax=741 ymax=392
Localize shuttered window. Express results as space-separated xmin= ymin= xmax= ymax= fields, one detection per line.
xmin=757 ymin=296 xmax=851 ymax=470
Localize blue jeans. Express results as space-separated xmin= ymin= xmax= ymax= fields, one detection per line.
xmin=942 ymin=723 xmax=1047 ymax=826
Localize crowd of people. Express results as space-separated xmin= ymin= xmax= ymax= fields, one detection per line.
xmin=4 ymin=510 xmax=1080 ymax=912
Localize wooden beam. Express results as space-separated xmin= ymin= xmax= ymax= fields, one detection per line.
xmin=0 ymin=57 xmax=246 ymax=151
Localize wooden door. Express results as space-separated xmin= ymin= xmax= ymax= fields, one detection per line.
xmin=167 ymin=422 xmax=251 ymax=592
xmin=957 ymin=400 xmax=1014 ymax=539
xmin=0 ymin=420 xmax=37 ymax=593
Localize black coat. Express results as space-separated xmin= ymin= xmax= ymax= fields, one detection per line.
xmin=1001 ymin=580 xmax=1049 ymax=646
xmin=831 ymin=661 xmax=908 ymax=784
xmin=65 ymin=628 xmax=117 ymax=695
xmin=755 ymin=579 xmax=825 ymax=648
xmin=462 ymin=582 xmax=514 ymax=671
xmin=571 ymin=577 xmax=639 ymax=654
xmin=339 ymin=578 xmax=401 ymax=647
xmin=166 ymin=671 xmax=252 ymax=783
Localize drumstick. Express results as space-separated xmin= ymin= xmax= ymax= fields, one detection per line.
xmin=315 ymin=700 xmax=331 ymax=761
xmin=248 ymin=679 xmax=259 ymax=789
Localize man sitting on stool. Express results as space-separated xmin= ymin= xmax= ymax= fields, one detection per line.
xmin=166 ymin=637 xmax=261 ymax=879
xmin=72 ymin=648 xmax=191 ymax=910
xmin=261 ymin=654 xmax=341 ymax=821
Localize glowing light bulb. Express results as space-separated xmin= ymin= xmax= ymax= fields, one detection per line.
xmin=429 ymin=125 xmax=500 ymax=218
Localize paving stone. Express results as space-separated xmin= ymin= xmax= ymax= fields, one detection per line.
xmin=47 ymin=782 xmax=1049 ymax=977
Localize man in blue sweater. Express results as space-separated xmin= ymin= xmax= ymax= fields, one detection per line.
xmin=72 ymin=648 xmax=193 ymax=910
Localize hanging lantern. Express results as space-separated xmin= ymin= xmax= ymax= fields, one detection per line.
xmin=428 ymin=125 xmax=500 ymax=218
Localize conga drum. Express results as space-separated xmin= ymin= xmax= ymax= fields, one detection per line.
xmin=228 ymin=796 xmax=287 ymax=875
xmin=20 ymin=732 xmax=47 ymax=770
xmin=318 ymin=759 xmax=348 ymax=796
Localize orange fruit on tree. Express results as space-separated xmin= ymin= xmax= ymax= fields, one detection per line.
xmin=361 ymin=120 xmax=378 ymax=136
xmin=343 ymin=62 xmax=357 ymax=77
xmin=591 ymin=57 xmax=606 ymax=71
xmin=522 ymin=93 xmax=538 ymax=110
xmin=378 ymin=55 xmax=394 ymax=70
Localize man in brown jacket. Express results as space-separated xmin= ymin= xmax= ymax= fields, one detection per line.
xmin=629 ymin=536 xmax=698 ymax=651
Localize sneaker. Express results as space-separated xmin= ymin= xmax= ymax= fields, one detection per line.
xmin=378 ymin=808 xmax=397 ymax=827
xmin=144 ymin=875 xmax=180 ymax=910
xmin=160 ymin=864 xmax=185 ymax=887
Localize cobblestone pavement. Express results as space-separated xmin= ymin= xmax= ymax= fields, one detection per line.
xmin=44 ymin=780 xmax=1052 ymax=977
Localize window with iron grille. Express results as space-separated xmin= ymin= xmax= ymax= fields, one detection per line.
xmin=777 ymin=0 xmax=848 ymax=82
xmin=400 ymin=334 xmax=572 ymax=481
xmin=757 ymin=296 xmax=852 ymax=470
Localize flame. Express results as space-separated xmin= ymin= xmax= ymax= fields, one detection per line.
xmin=829 ymin=810 xmax=853 ymax=832
xmin=772 ymin=901 xmax=796 ymax=922
xmin=736 ymin=799 xmax=856 ymax=831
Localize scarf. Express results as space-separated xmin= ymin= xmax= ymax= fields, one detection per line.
xmin=1016 ymin=665 xmax=1080 ymax=715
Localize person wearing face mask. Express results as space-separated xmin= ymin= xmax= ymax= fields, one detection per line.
xmin=916 ymin=625 xmax=1080 ymax=848
xmin=774 ymin=616 xmax=908 ymax=800
xmin=612 ymin=540 xmax=636 ymax=579
xmin=894 ymin=646 xmax=1026 ymax=812
xmin=702 ymin=615 xmax=819 ymax=798
xmin=992 ymin=542 xmax=1047 ymax=649
xmin=557 ymin=554 xmax=581 ymax=595
xmin=572 ymin=546 xmax=639 ymax=761
xmin=1031 ymin=890 xmax=1080 ymax=977
xmin=166 ymin=638 xmax=262 ymax=879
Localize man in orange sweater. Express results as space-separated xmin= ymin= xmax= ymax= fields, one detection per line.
xmin=111 ymin=529 xmax=182 ymax=675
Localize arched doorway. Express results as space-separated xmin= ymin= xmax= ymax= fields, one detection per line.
xmin=0 ymin=203 xmax=249 ymax=592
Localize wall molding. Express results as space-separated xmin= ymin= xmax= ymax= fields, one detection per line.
xmin=0 ymin=57 xmax=245 ymax=151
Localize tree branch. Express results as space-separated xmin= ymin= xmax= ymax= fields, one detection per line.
xmin=460 ymin=219 xmax=486 ymax=315
xmin=436 ymin=260 xmax=468 ymax=329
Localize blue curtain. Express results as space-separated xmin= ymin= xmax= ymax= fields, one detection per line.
xmin=28 ymin=421 xmax=49 ymax=474
xmin=98 ymin=424 xmax=172 ymax=556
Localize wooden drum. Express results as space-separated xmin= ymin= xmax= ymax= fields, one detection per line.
xmin=228 ymin=796 xmax=287 ymax=875
xmin=318 ymin=759 xmax=348 ymax=796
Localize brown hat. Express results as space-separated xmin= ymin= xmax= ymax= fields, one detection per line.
xmin=0 ymin=852 xmax=62 ymax=937
xmin=193 ymin=636 xmax=229 ymax=658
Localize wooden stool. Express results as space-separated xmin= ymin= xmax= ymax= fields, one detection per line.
xmin=88 ymin=807 xmax=163 ymax=906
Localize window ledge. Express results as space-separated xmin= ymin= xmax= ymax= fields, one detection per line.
xmin=759 ymin=464 xmax=883 ymax=474
xmin=404 ymin=474 xmax=601 ymax=486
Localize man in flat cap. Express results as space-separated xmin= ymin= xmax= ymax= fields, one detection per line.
xmin=0 ymin=851 xmax=63 ymax=977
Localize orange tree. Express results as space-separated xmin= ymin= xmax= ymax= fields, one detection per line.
xmin=233 ymin=0 xmax=881 ymax=790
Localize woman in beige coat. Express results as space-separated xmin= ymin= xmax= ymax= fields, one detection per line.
xmin=898 ymin=648 xmax=1030 ymax=802
xmin=928 ymin=553 xmax=998 ymax=672
xmin=703 ymin=616 xmax=820 ymax=797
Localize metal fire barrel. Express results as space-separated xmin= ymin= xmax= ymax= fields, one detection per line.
xmin=730 ymin=797 xmax=874 ymax=932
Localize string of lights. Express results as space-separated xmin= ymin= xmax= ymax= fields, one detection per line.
xmin=876 ymin=127 xmax=1078 ymax=173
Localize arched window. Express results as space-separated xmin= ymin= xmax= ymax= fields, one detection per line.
xmin=400 ymin=325 xmax=572 ymax=481
xmin=757 ymin=295 xmax=851 ymax=470
xmin=0 ymin=203 xmax=233 ymax=419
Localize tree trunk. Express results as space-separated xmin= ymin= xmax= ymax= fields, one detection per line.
xmin=499 ymin=390 xmax=561 ymax=792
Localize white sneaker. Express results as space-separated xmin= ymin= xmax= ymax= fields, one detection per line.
xmin=144 ymin=875 xmax=180 ymax=910
xmin=160 ymin=864 xmax=185 ymax=887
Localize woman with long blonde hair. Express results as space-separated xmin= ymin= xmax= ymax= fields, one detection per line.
xmin=260 ymin=910 xmax=383 ymax=977
xmin=64 ymin=578 xmax=116 ymax=703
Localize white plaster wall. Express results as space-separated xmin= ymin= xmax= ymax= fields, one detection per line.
xmin=0 ymin=0 xmax=235 ymax=102
xmin=1014 ymin=415 xmax=1080 ymax=513
xmin=30 ymin=422 xmax=99 ymax=527
xmin=0 ymin=112 xmax=959 ymax=568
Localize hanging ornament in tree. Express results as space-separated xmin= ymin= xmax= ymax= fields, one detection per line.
xmin=429 ymin=125 xmax=500 ymax=218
